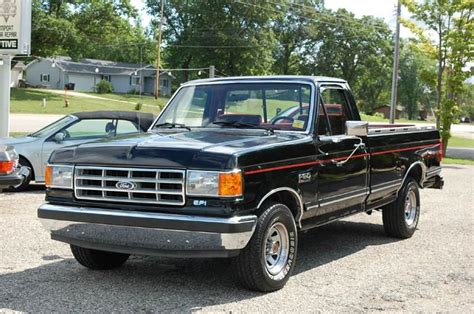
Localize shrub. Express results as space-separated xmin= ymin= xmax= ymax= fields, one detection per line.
xmin=373 ymin=112 xmax=385 ymax=119
xmin=135 ymin=103 xmax=143 ymax=111
xmin=95 ymin=80 xmax=113 ymax=94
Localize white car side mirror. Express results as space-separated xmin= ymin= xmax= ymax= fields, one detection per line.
xmin=54 ymin=132 xmax=66 ymax=143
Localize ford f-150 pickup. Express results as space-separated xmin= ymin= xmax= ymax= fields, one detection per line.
xmin=38 ymin=76 xmax=443 ymax=292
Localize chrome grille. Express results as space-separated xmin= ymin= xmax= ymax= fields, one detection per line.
xmin=74 ymin=166 xmax=185 ymax=206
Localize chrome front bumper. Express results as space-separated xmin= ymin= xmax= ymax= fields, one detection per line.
xmin=38 ymin=203 xmax=257 ymax=258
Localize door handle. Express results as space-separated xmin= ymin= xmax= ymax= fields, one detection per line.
xmin=332 ymin=138 xmax=365 ymax=167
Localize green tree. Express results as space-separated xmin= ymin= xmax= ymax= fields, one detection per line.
xmin=31 ymin=0 xmax=153 ymax=64
xmin=402 ymin=0 xmax=473 ymax=152
xmin=146 ymin=0 xmax=278 ymax=83
xmin=301 ymin=9 xmax=393 ymax=111
xmin=271 ymin=1 xmax=323 ymax=74
xmin=397 ymin=42 xmax=437 ymax=120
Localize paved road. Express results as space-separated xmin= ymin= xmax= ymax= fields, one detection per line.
xmin=446 ymin=147 xmax=474 ymax=160
xmin=0 ymin=166 xmax=473 ymax=312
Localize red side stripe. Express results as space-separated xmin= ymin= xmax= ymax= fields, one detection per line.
xmin=244 ymin=143 xmax=440 ymax=175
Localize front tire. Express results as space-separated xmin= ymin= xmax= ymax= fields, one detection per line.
xmin=382 ymin=178 xmax=420 ymax=238
xmin=70 ymin=245 xmax=130 ymax=270
xmin=232 ymin=202 xmax=298 ymax=292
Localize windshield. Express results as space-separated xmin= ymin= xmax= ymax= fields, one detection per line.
xmin=154 ymin=83 xmax=313 ymax=132
xmin=29 ymin=115 xmax=76 ymax=137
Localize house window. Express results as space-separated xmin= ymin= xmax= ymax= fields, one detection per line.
xmin=40 ymin=74 xmax=50 ymax=82
xmin=130 ymin=76 xmax=140 ymax=85
xmin=161 ymin=79 xmax=169 ymax=88
xmin=101 ymin=75 xmax=111 ymax=82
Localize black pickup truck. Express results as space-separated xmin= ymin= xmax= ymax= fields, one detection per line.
xmin=0 ymin=146 xmax=30 ymax=191
xmin=38 ymin=76 xmax=443 ymax=292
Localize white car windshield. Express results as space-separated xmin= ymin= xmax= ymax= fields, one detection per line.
xmin=154 ymin=83 xmax=312 ymax=132
xmin=29 ymin=116 xmax=76 ymax=138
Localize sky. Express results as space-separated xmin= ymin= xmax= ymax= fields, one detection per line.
xmin=131 ymin=0 xmax=412 ymax=37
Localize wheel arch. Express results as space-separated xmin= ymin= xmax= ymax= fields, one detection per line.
xmin=257 ymin=187 xmax=304 ymax=228
xmin=398 ymin=161 xmax=426 ymax=192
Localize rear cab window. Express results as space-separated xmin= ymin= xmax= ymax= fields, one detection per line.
xmin=318 ymin=87 xmax=353 ymax=136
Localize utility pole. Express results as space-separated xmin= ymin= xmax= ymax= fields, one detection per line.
xmin=389 ymin=0 xmax=401 ymax=124
xmin=209 ymin=65 xmax=215 ymax=78
xmin=0 ymin=55 xmax=12 ymax=137
xmin=155 ymin=0 xmax=165 ymax=99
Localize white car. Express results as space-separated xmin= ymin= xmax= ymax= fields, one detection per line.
xmin=0 ymin=111 xmax=155 ymax=191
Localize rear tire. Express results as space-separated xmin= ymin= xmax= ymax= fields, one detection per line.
xmin=382 ymin=178 xmax=420 ymax=238
xmin=70 ymin=245 xmax=130 ymax=270
xmin=232 ymin=202 xmax=298 ymax=292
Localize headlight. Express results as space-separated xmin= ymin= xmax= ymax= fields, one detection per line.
xmin=45 ymin=165 xmax=74 ymax=189
xmin=187 ymin=170 xmax=242 ymax=197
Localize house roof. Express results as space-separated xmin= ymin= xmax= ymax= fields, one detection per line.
xmin=35 ymin=56 xmax=172 ymax=78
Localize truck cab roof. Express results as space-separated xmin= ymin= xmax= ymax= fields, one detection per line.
xmin=182 ymin=75 xmax=348 ymax=86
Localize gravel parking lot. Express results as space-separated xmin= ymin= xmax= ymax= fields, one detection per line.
xmin=1 ymin=166 xmax=473 ymax=312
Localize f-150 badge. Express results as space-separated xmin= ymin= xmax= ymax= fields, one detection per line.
xmin=0 ymin=0 xmax=17 ymax=23
xmin=298 ymin=172 xmax=311 ymax=183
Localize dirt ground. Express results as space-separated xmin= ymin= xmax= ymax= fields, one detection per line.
xmin=0 ymin=165 xmax=473 ymax=312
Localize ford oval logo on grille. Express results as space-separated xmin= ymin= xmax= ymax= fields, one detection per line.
xmin=116 ymin=180 xmax=137 ymax=191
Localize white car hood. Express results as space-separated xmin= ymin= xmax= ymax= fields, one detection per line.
xmin=0 ymin=136 xmax=39 ymax=146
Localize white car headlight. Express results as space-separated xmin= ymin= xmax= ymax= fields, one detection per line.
xmin=186 ymin=170 xmax=242 ymax=197
xmin=45 ymin=165 xmax=74 ymax=189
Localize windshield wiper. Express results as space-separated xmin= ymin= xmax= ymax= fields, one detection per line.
xmin=212 ymin=121 xmax=274 ymax=134
xmin=153 ymin=122 xmax=191 ymax=131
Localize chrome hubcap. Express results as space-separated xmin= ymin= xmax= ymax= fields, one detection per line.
xmin=265 ymin=222 xmax=289 ymax=276
xmin=404 ymin=188 xmax=417 ymax=226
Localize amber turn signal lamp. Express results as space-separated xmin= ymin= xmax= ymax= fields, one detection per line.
xmin=218 ymin=171 xmax=243 ymax=196
xmin=0 ymin=160 xmax=15 ymax=175
xmin=45 ymin=165 xmax=52 ymax=187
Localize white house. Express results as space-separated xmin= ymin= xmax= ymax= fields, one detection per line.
xmin=25 ymin=56 xmax=174 ymax=95
xmin=10 ymin=61 xmax=26 ymax=87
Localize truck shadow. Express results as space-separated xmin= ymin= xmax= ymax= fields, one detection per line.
xmin=0 ymin=220 xmax=399 ymax=312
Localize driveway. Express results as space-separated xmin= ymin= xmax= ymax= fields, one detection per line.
xmin=446 ymin=147 xmax=474 ymax=160
xmin=42 ymin=89 xmax=136 ymax=104
xmin=0 ymin=166 xmax=472 ymax=312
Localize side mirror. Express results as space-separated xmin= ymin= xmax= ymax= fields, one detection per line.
xmin=53 ymin=132 xmax=66 ymax=143
xmin=346 ymin=121 xmax=368 ymax=137
xmin=276 ymin=107 xmax=282 ymax=115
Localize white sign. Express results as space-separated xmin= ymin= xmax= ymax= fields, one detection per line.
xmin=0 ymin=0 xmax=31 ymax=55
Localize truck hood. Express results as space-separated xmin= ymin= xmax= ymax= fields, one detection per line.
xmin=49 ymin=129 xmax=311 ymax=170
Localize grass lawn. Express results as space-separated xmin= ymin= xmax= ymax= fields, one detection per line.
xmin=447 ymin=136 xmax=474 ymax=148
xmin=85 ymin=92 xmax=167 ymax=108
xmin=10 ymin=88 xmax=168 ymax=115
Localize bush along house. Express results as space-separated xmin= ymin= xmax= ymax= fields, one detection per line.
xmin=24 ymin=56 xmax=174 ymax=95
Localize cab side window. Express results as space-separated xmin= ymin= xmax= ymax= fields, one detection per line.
xmin=320 ymin=88 xmax=352 ymax=135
